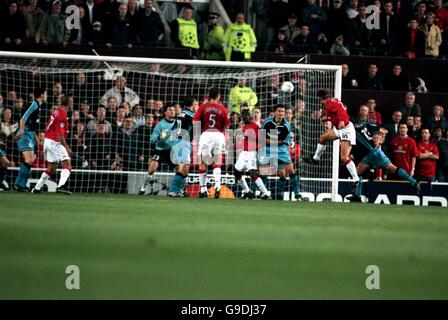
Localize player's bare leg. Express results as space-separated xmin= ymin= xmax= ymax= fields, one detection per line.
xmin=139 ymin=160 xmax=159 ymax=195
xmin=0 ymin=155 xmax=10 ymax=191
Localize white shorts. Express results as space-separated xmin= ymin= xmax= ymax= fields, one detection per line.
xmin=333 ymin=121 xmax=356 ymax=145
xmin=235 ymin=151 xmax=258 ymax=172
xmin=197 ymin=131 xmax=226 ymax=157
xmin=44 ymin=138 xmax=70 ymax=163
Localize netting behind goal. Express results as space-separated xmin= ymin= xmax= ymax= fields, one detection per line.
xmin=0 ymin=52 xmax=340 ymax=198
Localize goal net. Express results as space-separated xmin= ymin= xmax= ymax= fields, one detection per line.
xmin=0 ymin=52 xmax=341 ymax=199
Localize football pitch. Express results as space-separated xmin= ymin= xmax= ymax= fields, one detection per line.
xmin=0 ymin=193 xmax=447 ymax=300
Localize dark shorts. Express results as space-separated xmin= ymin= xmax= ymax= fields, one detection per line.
xmin=151 ymin=149 xmax=175 ymax=168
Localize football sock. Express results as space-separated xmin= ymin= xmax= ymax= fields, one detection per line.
xmin=168 ymin=172 xmax=184 ymax=193
xmin=141 ymin=173 xmax=153 ymax=189
xmin=345 ymin=159 xmax=359 ymax=182
xmin=254 ymin=177 xmax=268 ymax=194
xmin=34 ymin=171 xmax=51 ymax=190
xmin=199 ymin=172 xmax=207 ymax=193
xmin=15 ymin=163 xmax=31 ymax=188
xmin=276 ymin=177 xmax=287 ymax=199
xmin=58 ymin=169 xmax=71 ymax=188
xmin=213 ymin=167 xmax=221 ymax=190
xmin=397 ymin=168 xmax=416 ymax=186
xmin=313 ymin=142 xmax=326 ymax=161
xmin=354 ymin=177 xmax=363 ymax=197
xmin=238 ymin=177 xmax=250 ymax=193
xmin=289 ymin=173 xmax=300 ymax=197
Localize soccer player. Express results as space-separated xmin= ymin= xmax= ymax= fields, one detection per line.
xmin=139 ymin=105 xmax=179 ymax=195
xmin=32 ymin=96 xmax=73 ymax=194
xmin=0 ymin=136 xmax=11 ymax=191
xmin=193 ymin=87 xmax=230 ymax=198
xmin=259 ymin=104 xmax=301 ymax=201
xmin=167 ymin=96 xmax=198 ymax=197
xmin=348 ymin=123 xmax=421 ymax=201
xmin=14 ymin=87 xmax=47 ymax=192
xmin=234 ymin=109 xmax=270 ymax=199
xmin=306 ymin=89 xmax=360 ymax=184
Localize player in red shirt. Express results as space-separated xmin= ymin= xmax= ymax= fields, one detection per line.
xmin=306 ymin=89 xmax=360 ymax=183
xmin=389 ymin=123 xmax=419 ymax=178
xmin=193 ymin=87 xmax=230 ymax=198
xmin=32 ymin=97 xmax=73 ymax=194
xmin=233 ymin=109 xmax=270 ymax=199
xmin=415 ymin=128 xmax=439 ymax=182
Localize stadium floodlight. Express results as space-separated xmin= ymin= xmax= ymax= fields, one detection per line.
xmin=0 ymin=51 xmax=341 ymax=200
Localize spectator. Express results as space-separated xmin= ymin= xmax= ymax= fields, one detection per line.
xmin=249 ymin=0 xmax=270 ymax=51
xmin=267 ymin=0 xmax=290 ymax=48
xmin=5 ymin=90 xmax=16 ymax=108
xmin=389 ymin=123 xmax=419 ymax=178
xmin=2 ymin=1 xmax=26 ymax=46
xmin=201 ymin=12 xmax=225 ymax=60
xmin=82 ymin=0 xmax=104 ymax=28
xmin=90 ymin=20 xmax=105 ymax=46
xmin=23 ymin=0 xmax=45 ymax=43
xmin=49 ymin=81 xmax=64 ymax=107
xmin=88 ymin=121 xmax=113 ymax=171
xmin=384 ymin=65 xmax=409 ymax=91
xmin=36 ymin=0 xmax=71 ymax=47
xmin=347 ymin=4 xmax=373 ymax=55
xmin=433 ymin=0 xmax=448 ymax=57
xmin=135 ymin=0 xmax=164 ymax=48
xmin=425 ymin=104 xmax=448 ymax=133
xmin=69 ymin=6 xmax=90 ymax=46
xmin=352 ymin=104 xmax=372 ymax=125
xmin=79 ymin=100 xmax=95 ymax=123
xmin=325 ymin=0 xmax=349 ymax=44
xmin=420 ymin=12 xmax=443 ymax=58
xmin=170 ymin=4 xmax=199 ymax=56
xmin=113 ymin=115 xmax=144 ymax=170
xmin=105 ymin=96 xmax=119 ymax=121
xmin=414 ymin=1 xmax=427 ymax=26
xmin=100 ymin=76 xmax=140 ymax=108
xmin=268 ymin=30 xmax=293 ymax=53
xmin=87 ymin=105 xmax=112 ymax=133
xmin=346 ymin=0 xmax=359 ymax=19
xmin=383 ymin=110 xmax=403 ymax=143
xmin=435 ymin=128 xmax=448 ymax=182
xmin=0 ymin=108 xmax=18 ymax=138
xmin=223 ymin=12 xmax=257 ymax=61
xmin=279 ymin=13 xmax=301 ymax=45
xmin=330 ymin=35 xmax=350 ymax=55
xmin=399 ymin=92 xmax=422 ymax=119
xmin=132 ymin=104 xmax=145 ymax=127
xmin=112 ymin=105 xmax=126 ymax=129
xmin=412 ymin=116 xmax=423 ymax=141
xmin=301 ymin=0 xmax=327 ymax=38
xmin=366 ymin=98 xmax=382 ymax=126
xmin=341 ymin=63 xmax=359 ymax=89
xmin=292 ymin=25 xmax=316 ymax=54
xmin=373 ymin=0 xmax=399 ymax=56
xmin=71 ymin=72 xmax=91 ymax=106
xmin=415 ymin=128 xmax=439 ymax=183
xmin=401 ymin=18 xmax=426 ymax=58
xmin=316 ymin=32 xmax=329 ymax=53
xmin=68 ymin=121 xmax=88 ymax=169
xmin=101 ymin=0 xmax=121 ymax=43
xmin=361 ymin=64 xmax=383 ymax=90
xmin=252 ymin=106 xmax=263 ymax=127
xmin=105 ymin=3 xmax=135 ymax=49
xmin=229 ymin=77 xmax=258 ymax=115
xmin=406 ymin=115 xmax=416 ymax=138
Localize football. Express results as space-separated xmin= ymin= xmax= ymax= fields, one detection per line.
xmin=281 ymin=81 xmax=294 ymax=93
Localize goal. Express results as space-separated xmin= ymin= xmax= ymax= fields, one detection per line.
xmin=0 ymin=51 xmax=341 ymax=200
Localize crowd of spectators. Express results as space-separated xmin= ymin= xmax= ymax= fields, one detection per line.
xmin=1 ymin=0 xmax=447 ymax=59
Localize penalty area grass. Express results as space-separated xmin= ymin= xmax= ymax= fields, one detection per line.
xmin=0 ymin=193 xmax=447 ymax=299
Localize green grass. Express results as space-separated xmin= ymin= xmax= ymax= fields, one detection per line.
xmin=0 ymin=193 xmax=447 ymax=299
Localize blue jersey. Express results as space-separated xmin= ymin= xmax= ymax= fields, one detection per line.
xmin=261 ymin=116 xmax=292 ymax=147
xmin=354 ymin=122 xmax=381 ymax=152
xmin=175 ymin=108 xmax=195 ymax=140
xmin=21 ymin=100 xmax=41 ymax=132
xmin=151 ymin=118 xmax=179 ymax=151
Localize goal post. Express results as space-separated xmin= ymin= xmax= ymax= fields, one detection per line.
xmin=0 ymin=51 xmax=341 ymax=199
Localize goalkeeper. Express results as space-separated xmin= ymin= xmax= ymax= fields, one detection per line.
xmin=139 ymin=105 xmax=179 ymax=195
xmin=348 ymin=123 xmax=421 ymax=202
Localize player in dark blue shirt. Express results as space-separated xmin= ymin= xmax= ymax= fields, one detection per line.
xmin=167 ymin=96 xmax=198 ymax=197
xmin=259 ymin=104 xmax=301 ymax=201
xmin=14 ymin=87 xmax=47 ymax=191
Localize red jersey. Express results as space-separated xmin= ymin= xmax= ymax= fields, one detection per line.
xmin=415 ymin=141 xmax=439 ymax=177
xmin=193 ymin=102 xmax=230 ymax=133
xmin=389 ymin=136 xmax=419 ymax=174
xmin=45 ymin=107 xmax=69 ymax=141
xmin=369 ymin=110 xmax=382 ymax=126
xmin=322 ymin=98 xmax=350 ymax=127
xmin=242 ymin=122 xmax=259 ymax=152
